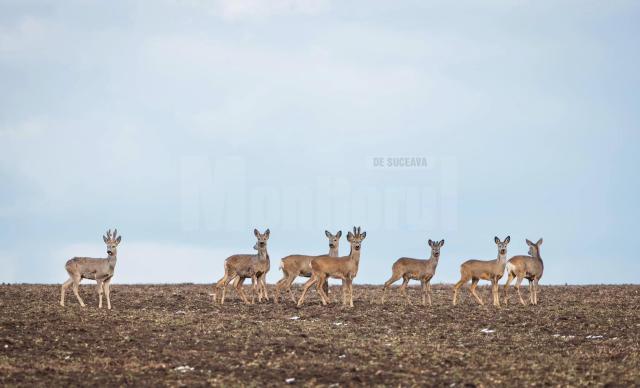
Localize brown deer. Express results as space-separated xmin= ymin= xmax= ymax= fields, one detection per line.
xmin=452 ymin=236 xmax=510 ymax=307
xmin=381 ymin=238 xmax=444 ymax=306
xmin=60 ymin=229 xmax=121 ymax=309
xmin=273 ymin=230 xmax=341 ymax=304
xmin=297 ymin=226 xmax=366 ymax=308
xmin=503 ymin=238 xmax=544 ymax=305
xmin=212 ymin=228 xmax=271 ymax=305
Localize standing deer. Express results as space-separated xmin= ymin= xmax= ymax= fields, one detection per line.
xmin=273 ymin=230 xmax=341 ymax=304
xmin=381 ymin=238 xmax=444 ymax=306
xmin=452 ymin=236 xmax=510 ymax=307
xmin=212 ymin=228 xmax=271 ymax=305
xmin=60 ymin=229 xmax=121 ymax=309
xmin=297 ymin=226 xmax=366 ymax=308
xmin=503 ymin=238 xmax=544 ymax=305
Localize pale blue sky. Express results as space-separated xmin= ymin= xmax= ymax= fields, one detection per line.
xmin=1 ymin=0 xmax=638 ymax=285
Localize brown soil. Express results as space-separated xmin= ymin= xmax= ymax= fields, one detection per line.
xmin=0 ymin=284 xmax=639 ymax=386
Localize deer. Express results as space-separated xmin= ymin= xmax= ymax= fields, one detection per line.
xmin=452 ymin=236 xmax=510 ymax=307
xmin=381 ymin=238 xmax=444 ymax=306
xmin=273 ymin=230 xmax=341 ymax=304
xmin=503 ymin=238 xmax=544 ymax=305
xmin=60 ymin=229 xmax=121 ymax=309
xmin=212 ymin=228 xmax=271 ymax=305
xmin=297 ymin=226 xmax=366 ymax=308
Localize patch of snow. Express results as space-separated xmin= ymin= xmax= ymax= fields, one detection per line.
xmin=586 ymin=335 xmax=604 ymax=339
xmin=480 ymin=328 xmax=495 ymax=334
xmin=338 ymin=354 xmax=346 ymax=359
xmin=174 ymin=365 xmax=195 ymax=373
xmin=175 ymin=310 xmax=186 ymax=315
xmin=333 ymin=322 xmax=344 ymax=326
xmin=553 ymin=334 xmax=575 ymax=340
xmin=289 ymin=316 xmax=300 ymax=320
xmin=285 ymin=378 xmax=295 ymax=384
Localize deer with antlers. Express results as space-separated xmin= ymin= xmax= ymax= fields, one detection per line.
xmin=273 ymin=230 xmax=341 ymax=304
xmin=503 ymin=238 xmax=544 ymax=305
xmin=297 ymin=226 xmax=366 ymax=308
xmin=60 ymin=229 xmax=121 ymax=309
xmin=212 ymin=228 xmax=271 ymax=305
xmin=452 ymin=236 xmax=510 ymax=307
xmin=381 ymin=238 xmax=444 ymax=306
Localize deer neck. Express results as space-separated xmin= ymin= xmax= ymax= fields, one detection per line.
xmin=496 ymin=252 xmax=507 ymax=267
xmin=534 ymin=249 xmax=543 ymax=263
xmin=257 ymin=248 xmax=268 ymax=262
xmin=429 ymin=253 xmax=439 ymax=267
xmin=328 ymin=245 xmax=339 ymax=257
xmin=348 ymin=246 xmax=361 ymax=270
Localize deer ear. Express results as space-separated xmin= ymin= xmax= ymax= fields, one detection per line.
xmin=361 ymin=231 xmax=366 ymax=239
xmin=347 ymin=232 xmax=353 ymax=242
xmin=439 ymin=239 xmax=445 ymax=247
xmin=526 ymin=239 xmax=534 ymax=246
xmin=103 ymin=235 xmax=108 ymax=243
xmin=336 ymin=230 xmax=342 ymax=238
xmin=428 ymin=239 xmax=433 ymax=247
xmin=254 ymin=228 xmax=259 ymax=237
xmin=325 ymin=230 xmax=331 ymax=238
xmin=494 ymin=236 xmax=500 ymax=244
xmin=115 ymin=236 xmax=122 ymax=245
xmin=505 ymin=236 xmax=510 ymax=244
xmin=536 ymin=238 xmax=543 ymax=246
xmin=265 ymin=229 xmax=270 ymax=237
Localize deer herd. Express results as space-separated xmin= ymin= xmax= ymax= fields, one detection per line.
xmin=59 ymin=227 xmax=544 ymax=310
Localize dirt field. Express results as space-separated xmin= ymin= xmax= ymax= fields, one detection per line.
xmin=0 ymin=284 xmax=638 ymax=386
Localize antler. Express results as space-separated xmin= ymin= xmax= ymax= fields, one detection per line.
xmin=112 ymin=229 xmax=118 ymax=240
xmin=106 ymin=229 xmax=112 ymax=241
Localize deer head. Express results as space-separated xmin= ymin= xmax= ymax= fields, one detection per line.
xmin=102 ymin=229 xmax=122 ymax=256
xmin=325 ymin=230 xmax=342 ymax=250
xmin=346 ymin=226 xmax=367 ymax=252
xmin=526 ymin=238 xmax=543 ymax=258
xmin=494 ymin=236 xmax=510 ymax=256
xmin=253 ymin=228 xmax=270 ymax=251
xmin=428 ymin=238 xmax=445 ymax=258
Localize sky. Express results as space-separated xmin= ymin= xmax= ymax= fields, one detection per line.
xmin=1 ymin=0 xmax=639 ymax=285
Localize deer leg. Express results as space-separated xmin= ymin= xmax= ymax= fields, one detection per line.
xmin=348 ymin=278 xmax=354 ymax=308
xmin=297 ymin=275 xmax=317 ymax=307
xmin=382 ymin=273 xmax=401 ymax=304
xmin=399 ymin=277 xmax=411 ymax=305
xmin=427 ymin=281 xmax=432 ymax=306
xmin=60 ymin=278 xmax=73 ymax=307
xmin=250 ymin=276 xmax=259 ymax=304
xmin=323 ymin=279 xmax=330 ymax=303
xmin=452 ymin=276 xmax=468 ymax=306
xmin=503 ymin=272 xmax=514 ymax=305
xmin=220 ymin=275 xmax=235 ymax=305
xmin=533 ymin=278 xmax=540 ymax=305
xmin=214 ymin=272 xmax=229 ymax=304
xmin=260 ymin=275 xmax=269 ymax=302
xmin=285 ymin=274 xmax=297 ymax=304
xmin=104 ymin=278 xmax=112 ymax=310
xmin=469 ymin=278 xmax=483 ymax=305
xmin=96 ymin=280 xmax=104 ymax=309
xmin=72 ymin=277 xmax=85 ymax=307
xmin=234 ymin=276 xmax=250 ymax=304
xmin=493 ymin=278 xmax=500 ymax=307
xmin=515 ymin=277 xmax=525 ymax=305
xmin=316 ymin=274 xmax=329 ymax=305
xmin=420 ymin=279 xmax=427 ymax=306
xmin=529 ymin=279 xmax=534 ymax=305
